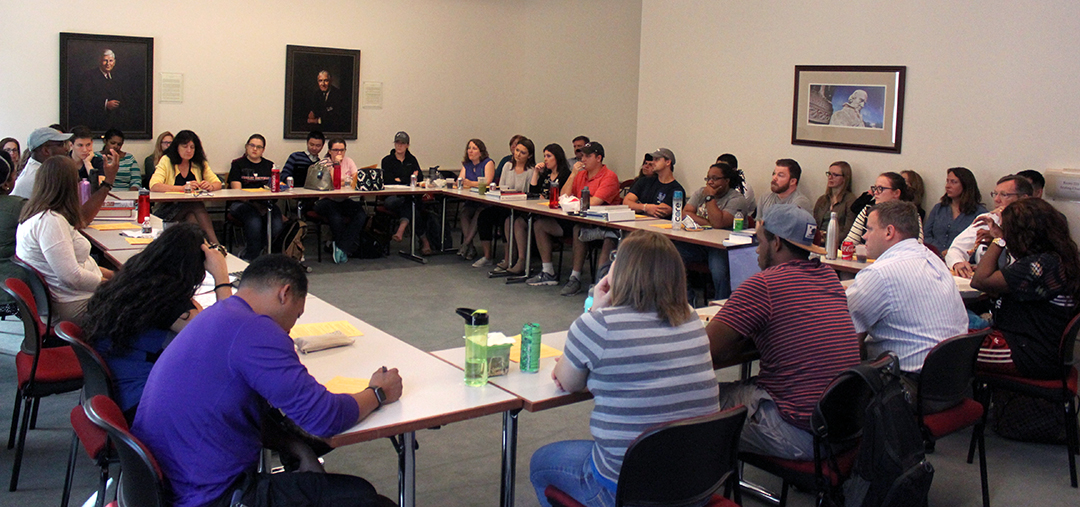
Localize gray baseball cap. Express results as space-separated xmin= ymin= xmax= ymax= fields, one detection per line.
xmin=649 ymin=148 xmax=675 ymax=165
xmin=28 ymin=127 xmax=71 ymax=151
xmin=394 ymin=131 xmax=410 ymax=144
xmin=760 ymin=204 xmax=820 ymax=253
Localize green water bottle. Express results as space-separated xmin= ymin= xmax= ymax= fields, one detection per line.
xmin=520 ymin=323 xmax=541 ymax=373
xmin=457 ymin=308 xmax=489 ymax=386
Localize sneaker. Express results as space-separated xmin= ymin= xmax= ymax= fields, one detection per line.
xmin=471 ymin=257 xmax=492 ymax=268
xmin=561 ymin=277 xmax=583 ymax=296
xmin=464 ymin=244 xmax=478 ymax=261
xmin=332 ymin=242 xmax=347 ymax=264
xmin=526 ymin=271 xmax=559 ymax=286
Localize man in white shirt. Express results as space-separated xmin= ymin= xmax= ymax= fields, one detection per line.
xmin=945 ymin=175 xmax=1033 ymax=278
xmin=756 ymin=158 xmax=812 ymax=216
xmin=12 ymin=127 xmax=72 ymax=199
xmin=847 ymin=200 xmax=967 ymax=373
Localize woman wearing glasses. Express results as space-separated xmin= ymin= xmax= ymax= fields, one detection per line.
xmin=676 ymin=162 xmax=749 ymax=300
xmin=844 ymin=171 xmax=923 ymax=246
xmin=923 ymin=167 xmax=987 ymax=255
xmin=812 ymin=161 xmax=858 ymax=244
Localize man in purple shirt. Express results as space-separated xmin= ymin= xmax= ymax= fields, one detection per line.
xmin=133 ymin=255 xmax=402 ymax=507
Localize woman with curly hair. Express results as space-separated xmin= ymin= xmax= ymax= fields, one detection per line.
xmin=972 ymin=198 xmax=1080 ymax=379
xmin=86 ymin=223 xmax=232 ymax=421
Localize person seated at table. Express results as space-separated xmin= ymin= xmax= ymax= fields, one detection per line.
xmin=707 ymin=204 xmax=860 ymax=459
xmin=457 ymin=138 xmax=495 ymax=261
xmin=99 ymin=128 xmax=141 ymax=190
xmin=757 ymin=158 xmax=812 ymax=216
xmin=972 ymin=198 xmax=1080 ymax=379
xmin=380 ymin=131 xmax=438 ymax=255
xmin=310 ymin=138 xmax=363 ymax=263
xmin=0 ymin=151 xmax=35 ymax=319
xmin=474 ymin=137 xmax=535 ymax=269
xmin=846 ymin=201 xmax=967 ymax=378
xmin=525 ymin=142 xmax=620 ymax=295
xmin=227 ymin=134 xmax=283 ymax=261
xmin=149 ymin=129 xmax=223 ymax=245
xmin=499 ymin=143 xmax=575 ymax=277
xmin=1017 ymin=169 xmax=1045 ymax=198
xmin=902 ymin=170 xmax=927 ymax=220
xmin=945 ymin=175 xmax=1033 ymax=278
xmin=14 ymin=126 xmax=120 ymax=222
xmin=133 ymin=255 xmax=402 ymax=507
xmin=70 ymin=125 xmax=104 ymax=184
xmin=142 ymin=131 xmax=172 ymax=189
xmin=16 ymin=156 xmax=114 ymax=335
xmin=717 ymin=153 xmax=755 ymax=216
xmin=632 ymin=152 xmax=654 ymax=183
xmin=844 ymin=172 xmax=923 ymax=246
xmin=85 ymin=223 xmax=232 ymax=422
xmin=923 ymin=167 xmax=987 ymax=255
xmin=493 ymin=134 xmax=525 ymax=185
xmin=1 ymin=137 xmax=22 ymax=173
xmin=281 ymin=130 xmax=325 ymax=187
xmin=676 ymin=162 xmax=749 ymax=301
xmin=530 ymin=230 xmax=720 ymax=507
xmin=812 ymin=161 xmax=858 ymax=242
xmin=623 ymin=148 xmax=683 ymax=219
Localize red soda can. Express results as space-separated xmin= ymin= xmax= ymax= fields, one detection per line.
xmin=841 ymin=240 xmax=855 ymax=261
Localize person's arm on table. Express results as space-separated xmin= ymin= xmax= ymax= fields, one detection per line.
xmin=350 ymin=366 xmax=403 ymax=422
xmin=970 ymin=239 xmax=1009 ymax=294
xmin=705 ymin=319 xmax=756 ymax=369
xmin=82 ymin=148 xmax=120 ymax=222
xmin=552 ymin=357 xmax=587 ymax=393
xmin=946 ymin=214 xmax=992 ymax=278
xmin=197 ymin=164 xmax=222 ymax=191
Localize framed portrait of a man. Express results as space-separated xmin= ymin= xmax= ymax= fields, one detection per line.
xmin=791 ymin=65 xmax=906 ymax=153
xmin=59 ymin=32 xmax=154 ymax=139
xmin=284 ymin=45 xmax=360 ymax=140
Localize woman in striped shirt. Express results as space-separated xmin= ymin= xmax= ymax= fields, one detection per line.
xmin=530 ymin=230 xmax=720 ymax=507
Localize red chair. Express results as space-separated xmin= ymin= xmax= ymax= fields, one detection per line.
xmin=84 ymin=395 xmax=168 ymax=507
xmin=545 ymin=405 xmax=748 ymax=507
xmin=974 ymin=313 xmax=1080 ymax=487
xmin=613 ymin=178 xmax=635 ymax=206
xmin=11 ymin=254 xmax=56 ymax=336
xmin=738 ymin=355 xmax=887 ymax=507
xmin=2 ymin=278 xmax=83 ymax=491
xmin=917 ymin=329 xmax=991 ymax=507
xmin=56 ymin=321 xmax=118 ymax=507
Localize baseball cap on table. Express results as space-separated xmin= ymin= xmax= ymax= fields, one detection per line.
xmin=394 ymin=131 xmax=410 ymax=144
xmin=760 ymin=204 xmax=823 ymax=254
xmin=649 ymin=148 xmax=675 ymax=165
xmin=580 ymin=142 xmax=604 ymax=158
xmin=28 ymin=127 xmax=72 ymax=151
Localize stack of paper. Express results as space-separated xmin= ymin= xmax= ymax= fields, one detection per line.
xmin=585 ymin=205 xmax=635 ymax=222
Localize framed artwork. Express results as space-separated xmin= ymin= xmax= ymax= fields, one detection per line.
xmin=284 ymin=45 xmax=361 ymax=140
xmin=791 ymin=65 xmax=906 ymax=153
xmin=59 ymin=32 xmax=154 ymax=139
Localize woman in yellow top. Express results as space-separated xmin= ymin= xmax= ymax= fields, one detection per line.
xmin=150 ymin=130 xmax=222 ymax=244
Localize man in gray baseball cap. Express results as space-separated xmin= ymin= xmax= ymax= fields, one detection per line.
xmin=11 ymin=127 xmax=73 ymax=199
xmin=704 ymin=203 xmax=860 ymax=460
xmin=624 ymin=147 xmax=684 ymax=219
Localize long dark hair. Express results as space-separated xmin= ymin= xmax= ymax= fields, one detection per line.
xmin=1001 ymin=198 xmax=1080 ymax=298
xmin=880 ymin=171 xmax=913 ymax=202
xmin=515 ymin=137 xmax=536 ymax=169
xmin=543 ymin=143 xmax=571 ymax=183
xmin=85 ymin=223 xmax=208 ymax=352
xmin=164 ymin=130 xmax=208 ymax=169
xmin=940 ymin=167 xmax=983 ymax=215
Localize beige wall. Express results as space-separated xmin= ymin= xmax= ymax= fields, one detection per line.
xmin=0 ymin=0 xmax=642 ymax=177
xmin=636 ymin=0 xmax=1080 ymax=211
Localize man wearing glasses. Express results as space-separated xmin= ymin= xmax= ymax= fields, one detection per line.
xmin=945 ymin=174 xmax=1033 ymax=278
xmin=227 ymin=134 xmax=283 ymax=261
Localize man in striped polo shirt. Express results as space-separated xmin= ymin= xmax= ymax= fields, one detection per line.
xmin=707 ymin=204 xmax=860 ymax=459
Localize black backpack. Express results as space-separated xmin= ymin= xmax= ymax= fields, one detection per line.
xmin=840 ymin=354 xmax=934 ymax=507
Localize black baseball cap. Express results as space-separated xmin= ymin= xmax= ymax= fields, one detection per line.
xmin=580 ymin=142 xmax=604 ymax=158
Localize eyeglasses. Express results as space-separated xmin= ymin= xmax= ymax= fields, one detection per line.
xmin=990 ymin=191 xmax=1021 ymax=198
xmin=705 ymin=176 xmax=728 ymax=182
xmin=2 ymin=148 xmax=18 ymax=155
xmin=609 ymin=250 xmax=617 ymax=262
xmin=246 ymin=143 xmax=265 ymax=150
xmin=869 ymin=185 xmax=895 ymax=194
xmin=329 ymin=148 xmax=346 ymax=153
xmin=826 ymin=171 xmax=844 ymax=178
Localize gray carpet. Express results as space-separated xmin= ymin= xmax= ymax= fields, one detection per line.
xmin=1 ymin=232 xmax=1078 ymax=506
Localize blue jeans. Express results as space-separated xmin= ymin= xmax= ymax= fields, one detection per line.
xmin=228 ymin=201 xmax=283 ymax=261
xmin=676 ymin=242 xmax=731 ymax=299
xmin=530 ymin=440 xmax=615 ymax=507
xmin=314 ymin=198 xmax=367 ymax=256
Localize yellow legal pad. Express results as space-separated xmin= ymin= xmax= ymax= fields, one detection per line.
xmin=241 ymin=188 xmax=269 ymax=192
xmin=89 ymin=223 xmax=141 ymax=231
xmin=649 ymin=223 xmax=674 ymax=229
xmin=290 ymin=320 xmax=363 ymax=339
xmin=323 ymin=376 xmax=369 ymax=394
xmin=124 ymin=237 xmax=153 ymax=245
xmin=508 ymin=334 xmax=562 ymax=363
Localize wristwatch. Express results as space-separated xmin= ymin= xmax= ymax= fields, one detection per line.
xmin=366 ymin=386 xmax=386 ymax=409
xmin=993 ymin=237 xmax=1006 ymax=249
xmin=703 ymin=195 xmax=714 ymax=203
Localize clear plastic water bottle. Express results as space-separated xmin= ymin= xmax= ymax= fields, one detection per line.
xmin=671 ymin=190 xmax=684 ymax=228
xmin=733 ymin=209 xmax=745 ymax=232
xmin=78 ymin=179 xmax=91 ymax=204
xmin=457 ymin=308 xmax=489 ymax=386
xmin=825 ymin=211 xmax=839 ymax=260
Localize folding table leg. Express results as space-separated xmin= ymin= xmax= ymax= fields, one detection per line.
xmin=399 ymin=197 xmax=426 ymax=264
xmin=396 ymin=432 xmax=417 ymax=507
xmin=501 ymin=409 xmax=521 ymax=507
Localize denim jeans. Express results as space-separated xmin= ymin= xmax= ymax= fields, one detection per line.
xmin=314 ymin=198 xmax=367 ymax=256
xmin=676 ymin=242 xmax=731 ymax=299
xmin=530 ymin=440 xmax=615 ymax=507
xmin=229 ymin=201 xmax=283 ymax=261
xmin=383 ymin=195 xmax=440 ymax=243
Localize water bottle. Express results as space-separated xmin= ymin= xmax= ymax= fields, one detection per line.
xmin=141 ymin=217 xmax=152 ymax=234
xmin=457 ymin=308 xmax=489 ymax=386
xmin=733 ymin=209 xmax=745 ymax=232
xmin=270 ymin=164 xmax=281 ymax=192
xmin=825 ymin=211 xmax=839 ymax=260
xmin=580 ymin=186 xmax=590 ymax=213
xmin=78 ymin=179 xmax=91 ymax=204
xmin=548 ymin=180 xmax=560 ymax=209
xmin=520 ymin=323 xmax=541 ymax=373
xmin=671 ymin=190 xmax=684 ymax=228
xmin=137 ymin=187 xmax=150 ymax=223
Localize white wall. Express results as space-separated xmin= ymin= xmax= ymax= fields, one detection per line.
xmin=0 ymin=0 xmax=642 ymax=177
xmin=636 ymin=0 xmax=1080 ymax=210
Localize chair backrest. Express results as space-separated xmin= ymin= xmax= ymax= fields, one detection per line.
xmin=11 ymin=255 xmax=54 ymax=327
xmin=84 ymin=395 xmax=167 ymax=507
xmin=3 ymin=278 xmax=44 ymax=353
xmin=917 ymin=329 xmax=990 ymax=416
xmin=1057 ymin=311 xmax=1080 ymax=370
xmin=810 ymin=354 xmax=895 ymax=445
xmin=615 ymin=405 xmax=748 ymax=507
xmin=55 ymin=321 xmax=115 ymax=401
